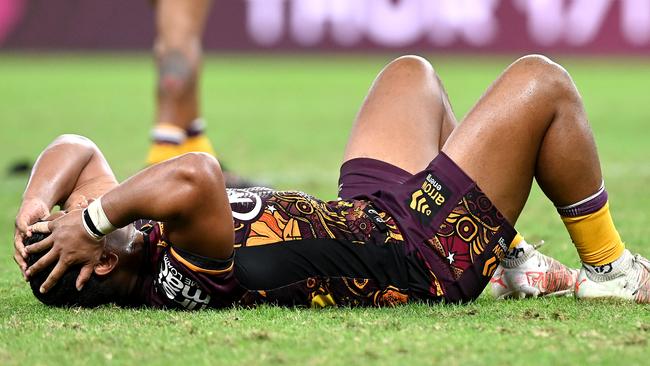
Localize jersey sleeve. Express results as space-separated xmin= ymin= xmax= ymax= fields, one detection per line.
xmin=147 ymin=224 xmax=243 ymax=310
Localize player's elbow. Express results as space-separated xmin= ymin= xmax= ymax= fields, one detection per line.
xmin=173 ymin=152 xmax=225 ymax=196
xmin=52 ymin=134 xmax=95 ymax=147
xmin=49 ymin=134 xmax=100 ymax=157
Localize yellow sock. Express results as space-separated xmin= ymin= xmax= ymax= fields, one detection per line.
xmin=561 ymin=202 xmax=624 ymax=265
xmin=509 ymin=233 xmax=525 ymax=250
xmin=145 ymin=142 xmax=185 ymax=165
xmin=146 ymin=124 xmax=187 ymax=165
xmin=182 ymin=134 xmax=216 ymax=156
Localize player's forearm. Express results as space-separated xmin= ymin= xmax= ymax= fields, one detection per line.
xmin=98 ymin=153 xmax=235 ymax=259
xmin=24 ymin=135 xmax=97 ymax=208
xmin=100 ymin=153 xmax=215 ymax=228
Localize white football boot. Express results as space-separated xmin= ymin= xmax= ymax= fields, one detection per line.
xmin=575 ymin=249 xmax=650 ymax=303
xmin=491 ymin=241 xmax=579 ymax=299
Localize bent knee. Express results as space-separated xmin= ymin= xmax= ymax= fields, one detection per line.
xmin=378 ymin=55 xmax=444 ymax=97
xmin=513 ymin=54 xmax=568 ymax=77
xmin=383 ymin=55 xmax=436 ymax=79
xmin=510 ymin=54 xmax=577 ymax=99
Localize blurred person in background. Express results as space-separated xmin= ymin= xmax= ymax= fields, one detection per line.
xmin=148 ymin=0 xmax=253 ymax=187
xmin=147 ymin=0 xmax=212 ymax=164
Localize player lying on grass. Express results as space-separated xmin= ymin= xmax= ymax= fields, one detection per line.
xmin=14 ymin=55 xmax=649 ymax=309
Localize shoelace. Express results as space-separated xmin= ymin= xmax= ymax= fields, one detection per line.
xmin=531 ymin=240 xmax=547 ymax=268
xmin=633 ymin=254 xmax=650 ymax=271
xmin=630 ymin=254 xmax=650 ymax=294
xmin=532 ymin=240 xmax=546 ymax=250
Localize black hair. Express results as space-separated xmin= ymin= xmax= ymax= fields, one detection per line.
xmin=26 ymin=232 xmax=117 ymax=308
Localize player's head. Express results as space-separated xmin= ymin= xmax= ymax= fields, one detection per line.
xmin=26 ymin=224 xmax=144 ymax=308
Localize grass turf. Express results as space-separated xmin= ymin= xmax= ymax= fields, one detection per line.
xmin=0 ymin=53 xmax=649 ymax=365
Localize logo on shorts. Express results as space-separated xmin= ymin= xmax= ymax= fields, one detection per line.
xmin=407 ymin=173 xmax=451 ymax=224
xmin=410 ymin=190 xmax=430 ymax=215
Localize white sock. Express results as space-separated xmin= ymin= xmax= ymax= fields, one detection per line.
xmin=152 ymin=125 xmax=186 ymax=145
xmin=501 ymin=239 xmax=535 ymax=268
xmin=582 ymin=250 xmax=630 ymax=282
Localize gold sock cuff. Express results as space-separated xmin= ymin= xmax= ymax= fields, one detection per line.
xmin=561 ymin=202 xmax=625 ymax=266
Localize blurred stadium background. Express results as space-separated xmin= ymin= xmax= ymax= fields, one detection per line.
xmin=3 ymin=0 xmax=649 ymax=185
xmin=1 ymin=1 xmax=650 ymax=365
xmin=4 ymin=0 xmax=650 ymax=52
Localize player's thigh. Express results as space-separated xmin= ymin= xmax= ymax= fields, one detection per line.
xmin=155 ymin=0 xmax=212 ymax=52
xmin=343 ymin=55 xmax=457 ymax=175
xmin=441 ymin=55 xmax=574 ymax=222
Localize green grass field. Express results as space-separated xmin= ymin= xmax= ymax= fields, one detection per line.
xmin=1 ymin=53 xmax=649 ymax=365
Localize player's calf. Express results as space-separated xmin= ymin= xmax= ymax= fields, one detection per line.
xmin=157 ymin=49 xmax=197 ymax=99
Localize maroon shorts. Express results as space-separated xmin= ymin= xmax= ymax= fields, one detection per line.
xmin=338 ymin=152 xmax=516 ymax=303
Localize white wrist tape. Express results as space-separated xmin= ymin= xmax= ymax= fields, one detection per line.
xmin=82 ymin=198 xmax=117 ymax=241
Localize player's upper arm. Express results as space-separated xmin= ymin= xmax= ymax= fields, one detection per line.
xmin=54 ymin=134 xmax=118 ymax=209
xmin=162 ymin=153 xmax=235 ymax=261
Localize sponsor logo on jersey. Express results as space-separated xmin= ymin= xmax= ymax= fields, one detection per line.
xmin=227 ymin=189 xmax=263 ymax=222
xmin=407 ymin=173 xmax=451 ymax=224
xmin=156 ymin=254 xmax=210 ymax=310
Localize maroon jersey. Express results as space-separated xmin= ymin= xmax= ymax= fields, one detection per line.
xmin=131 ymin=153 xmax=515 ymax=309
xmin=135 ymin=222 xmax=244 ymax=310
xmin=131 ymin=188 xmax=428 ymax=309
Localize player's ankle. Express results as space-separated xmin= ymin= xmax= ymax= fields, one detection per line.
xmin=501 ymin=239 xmax=535 ymax=268
xmin=582 ymin=249 xmax=631 ymax=282
xmin=186 ymin=118 xmax=206 ymax=138
xmin=152 ymin=123 xmax=187 ymax=145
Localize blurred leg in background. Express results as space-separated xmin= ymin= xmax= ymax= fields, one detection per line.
xmin=148 ymin=0 xmax=259 ymax=187
xmin=148 ymin=0 xmax=214 ymax=165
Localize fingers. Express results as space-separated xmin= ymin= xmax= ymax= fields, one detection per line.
xmin=15 ymin=202 xmax=49 ymax=232
xmin=14 ymin=230 xmax=27 ymax=259
xmin=24 ymin=235 xmax=54 ymax=255
xmin=13 ymin=253 xmax=28 ymax=280
xmin=29 ymin=221 xmax=52 ymax=234
xmin=15 ymin=217 xmax=28 ymax=232
xmin=15 ymin=218 xmax=33 ymax=242
xmin=76 ymin=265 xmax=94 ymax=291
xmin=44 ymin=211 xmax=66 ymax=221
xmin=75 ymin=195 xmax=89 ymax=209
xmin=39 ymin=260 xmax=68 ymax=294
xmin=25 ymin=246 xmax=58 ymax=279
xmin=13 ymin=230 xmax=29 ymax=279
xmin=15 ymin=213 xmax=33 ymax=232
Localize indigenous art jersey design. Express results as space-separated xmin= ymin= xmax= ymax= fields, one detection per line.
xmin=229 ymin=187 xmax=403 ymax=247
xmin=229 ymin=188 xmax=415 ymax=308
xmin=133 ymin=188 xmax=424 ymax=309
